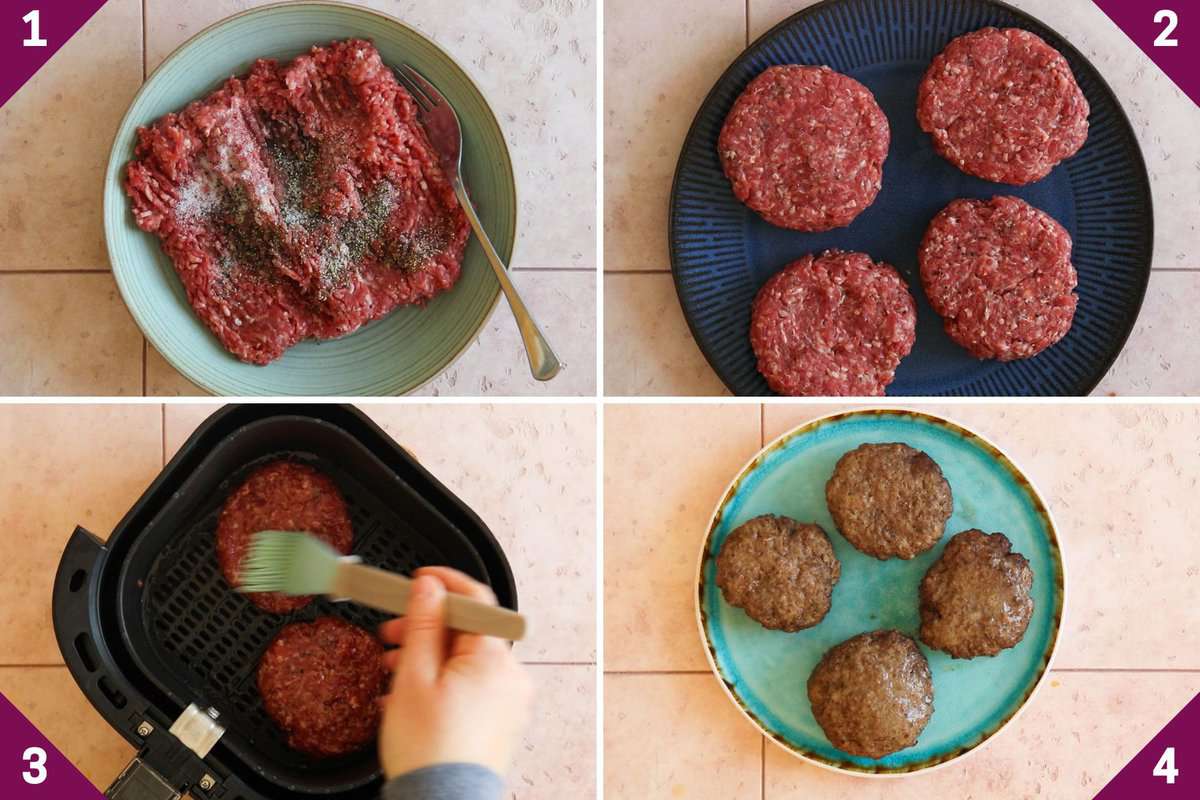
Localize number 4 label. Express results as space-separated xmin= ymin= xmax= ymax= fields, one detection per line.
xmin=22 ymin=9 xmax=47 ymax=47
xmin=1153 ymin=746 xmax=1179 ymax=784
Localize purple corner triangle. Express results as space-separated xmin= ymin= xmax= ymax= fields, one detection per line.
xmin=0 ymin=690 xmax=106 ymax=798
xmin=1090 ymin=0 xmax=1200 ymax=108
xmin=1094 ymin=690 xmax=1200 ymax=798
xmin=0 ymin=0 xmax=111 ymax=109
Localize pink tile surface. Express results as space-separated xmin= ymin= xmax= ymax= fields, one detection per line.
xmin=0 ymin=0 xmax=142 ymax=270
xmin=165 ymin=402 xmax=597 ymax=664
xmin=604 ymin=403 xmax=760 ymax=671
xmin=763 ymin=403 xmax=1200 ymax=669
xmin=764 ymin=672 xmax=1200 ymax=799
xmin=604 ymin=0 xmax=746 ymax=272
xmin=515 ymin=665 xmax=597 ymax=799
xmin=605 ymin=674 xmax=762 ymax=799
xmin=0 ymin=404 xmax=163 ymax=664
xmin=0 ymin=667 xmax=135 ymax=791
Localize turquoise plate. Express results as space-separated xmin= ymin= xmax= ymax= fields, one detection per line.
xmin=696 ymin=409 xmax=1065 ymax=774
xmin=104 ymin=1 xmax=514 ymax=395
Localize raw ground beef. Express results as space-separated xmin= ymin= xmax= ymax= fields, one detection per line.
xmin=216 ymin=460 xmax=353 ymax=614
xmin=125 ymin=39 xmax=469 ymax=364
xmin=257 ymin=616 xmax=388 ymax=758
xmin=917 ymin=27 xmax=1089 ymax=185
xmin=919 ymin=196 xmax=1078 ymax=361
xmin=749 ymin=250 xmax=917 ymax=396
xmin=719 ymin=65 xmax=890 ymax=231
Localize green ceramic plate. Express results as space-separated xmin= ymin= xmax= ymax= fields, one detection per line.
xmin=104 ymin=1 xmax=513 ymax=395
xmin=696 ymin=409 xmax=1065 ymax=775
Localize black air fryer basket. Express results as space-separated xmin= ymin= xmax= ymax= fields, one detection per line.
xmin=53 ymin=404 xmax=517 ymax=800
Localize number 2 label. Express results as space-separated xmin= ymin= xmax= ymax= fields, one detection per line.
xmin=1153 ymin=746 xmax=1179 ymax=784
xmin=1154 ymin=9 xmax=1179 ymax=47
xmin=22 ymin=9 xmax=47 ymax=47
xmin=22 ymin=746 xmax=47 ymax=785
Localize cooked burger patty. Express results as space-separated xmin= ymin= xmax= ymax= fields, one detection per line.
xmin=719 ymin=65 xmax=889 ymax=231
xmin=749 ymin=250 xmax=917 ymax=397
xmin=917 ymin=27 xmax=1089 ymax=184
xmin=715 ymin=515 xmax=841 ymax=631
xmin=825 ymin=443 xmax=953 ymax=560
xmin=920 ymin=196 xmax=1078 ymax=361
xmin=807 ymin=630 xmax=934 ymax=759
xmin=920 ymin=529 xmax=1034 ymax=658
xmin=216 ymin=460 xmax=353 ymax=614
xmin=257 ymin=616 xmax=388 ymax=758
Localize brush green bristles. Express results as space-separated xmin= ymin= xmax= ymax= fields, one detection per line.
xmin=238 ymin=530 xmax=341 ymax=595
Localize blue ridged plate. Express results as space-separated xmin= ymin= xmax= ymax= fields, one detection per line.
xmin=669 ymin=0 xmax=1152 ymax=396
xmin=696 ymin=409 xmax=1065 ymax=773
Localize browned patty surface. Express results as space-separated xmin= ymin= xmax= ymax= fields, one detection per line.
xmin=719 ymin=65 xmax=889 ymax=231
xmin=920 ymin=529 xmax=1034 ymax=658
xmin=825 ymin=443 xmax=953 ymax=560
xmin=807 ymin=630 xmax=933 ymax=759
xmin=257 ymin=616 xmax=388 ymax=758
xmin=715 ymin=515 xmax=841 ymax=631
xmin=216 ymin=460 xmax=354 ymax=614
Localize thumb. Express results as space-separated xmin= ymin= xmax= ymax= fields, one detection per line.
xmin=396 ymin=574 xmax=446 ymax=686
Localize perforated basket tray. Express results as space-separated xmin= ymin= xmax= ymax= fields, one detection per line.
xmin=52 ymin=405 xmax=516 ymax=800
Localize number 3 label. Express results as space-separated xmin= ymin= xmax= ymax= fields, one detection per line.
xmin=1153 ymin=746 xmax=1179 ymax=784
xmin=1154 ymin=9 xmax=1180 ymax=47
xmin=22 ymin=746 xmax=47 ymax=785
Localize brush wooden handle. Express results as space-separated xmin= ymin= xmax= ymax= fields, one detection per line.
xmin=330 ymin=562 xmax=527 ymax=641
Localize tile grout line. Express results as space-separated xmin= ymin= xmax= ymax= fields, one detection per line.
xmin=601 ymin=667 xmax=1200 ymax=675
xmin=760 ymin=734 xmax=766 ymax=800
xmin=141 ymin=0 xmax=147 ymax=80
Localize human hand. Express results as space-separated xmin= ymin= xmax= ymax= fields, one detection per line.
xmin=377 ymin=566 xmax=534 ymax=780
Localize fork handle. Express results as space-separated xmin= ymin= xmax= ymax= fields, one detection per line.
xmin=331 ymin=561 xmax=527 ymax=641
xmin=453 ymin=181 xmax=562 ymax=382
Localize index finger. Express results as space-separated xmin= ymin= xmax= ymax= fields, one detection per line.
xmin=414 ymin=566 xmax=498 ymax=605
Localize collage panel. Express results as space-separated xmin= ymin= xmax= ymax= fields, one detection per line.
xmin=0 ymin=401 xmax=596 ymax=798
xmin=0 ymin=0 xmax=596 ymax=397
xmin=603 ymin=0 xmax=1199 ymax=397
xmin=1 ymin=0 xmax=1199 ymax=798
xmin=603 ymin=401 xmax=1200 ymax=797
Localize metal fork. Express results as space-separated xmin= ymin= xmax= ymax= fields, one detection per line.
xmin=395 ymin=64 xmax=562 ymax=382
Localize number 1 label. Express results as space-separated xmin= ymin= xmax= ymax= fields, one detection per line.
xmin=1153 ymin=745 xmax=1179 ymax=784
xmin=22 ymin=9 xmax=47 ymax=47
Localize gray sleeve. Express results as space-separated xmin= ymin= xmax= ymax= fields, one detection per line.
xmin=380 ymin=763 xmax=504 ymax=800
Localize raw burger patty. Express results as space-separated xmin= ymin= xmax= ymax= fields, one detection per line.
xmin=807 ymin=630 xmax=934 ymax=759
xmin=920 ymin=530 xmax=1034 ymax=658
xmin=216 ymin=460 xmax=353 ymax=614
xmin=750 ymin=251 xmax=917 ymax=396
xmin=715 ymin=515 xmax=841 ymax=632
xmin=719 ymin=65 xmax=890 ymax=231
xmin=917 ymin=27 xmax=1089 ymax=184
xmin=825 ymin=443 xmax=953 ymax=560
xmin=257 ymin=616 xmax=388 ymax=757
xmin=920 ymin=195 xmax=1078 ymax=361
